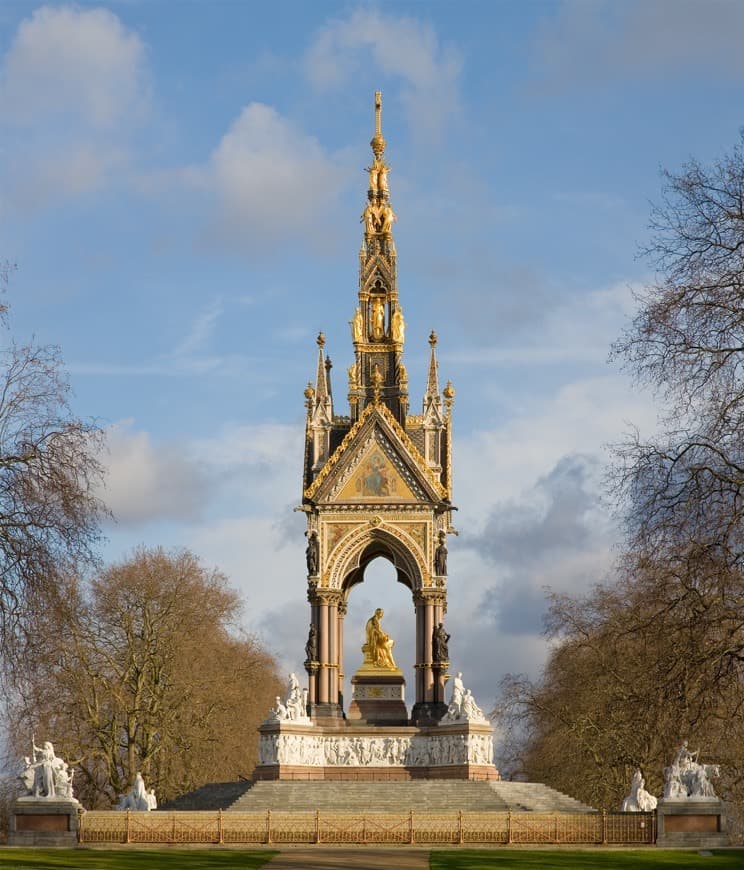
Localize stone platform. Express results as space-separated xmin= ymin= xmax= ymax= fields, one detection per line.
xmin=255 ymin=718 xmax=497 ymax=781
xmin=656 ymin=797 xmax=729 ymax=848
xmin=8 ymin=797 xmax=82 ymax=847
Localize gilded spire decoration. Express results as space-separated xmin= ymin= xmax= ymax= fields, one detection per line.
xmin=325 ymin=355 xmax=333 ymax=400
xmin=362 ymin=91 xmax=395 ymax=242
xmin=370 ymin=90 xmax=386 ymax=157
xmin=425 ymin=330 xmax=440 ymax=399
xmin=314 ymin=332 xmax=328 ymax=400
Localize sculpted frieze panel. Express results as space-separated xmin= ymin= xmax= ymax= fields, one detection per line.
xmin=258 ymin=731 xmax=494 ymax=768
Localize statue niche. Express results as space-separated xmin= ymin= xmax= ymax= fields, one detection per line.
xmin=370 ymin=296 xmax=386 ymax=341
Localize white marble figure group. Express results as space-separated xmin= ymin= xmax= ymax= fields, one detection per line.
xmin=259 ymin=731 xmax=493 ymax=768
xmin=620 ymin=742 xmax=721 ymax=811
xmin=621 ymin=770 xmax=658 ymax=812
xmin=663 ymin=741 xmax=719 ymax=800
xmin=117 ymin=772 xmax=157 ymax=811
xmin=441 ymin=672 xmax=488 ymax=723
xmin=268 ymin=673 xmax=311 ymax=724
xmin=18 ymin=739 xmax=74 ymax=800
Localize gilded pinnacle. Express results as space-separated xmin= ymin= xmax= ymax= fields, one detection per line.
xmin=317 ymin=331 xmax=325 ymax=348
xmin=371 ymin=363 xmax=383 ymax=403
xmin=443 ymin=380 xmax=455 ymax=400
xmin=370 ymin=90 xmax=386 ymax=157
xmin=429 ymin=330 xmax=438 ymax=347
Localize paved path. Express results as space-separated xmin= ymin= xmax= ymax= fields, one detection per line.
xmin=266 ymin=847 xmax=431 ymax=869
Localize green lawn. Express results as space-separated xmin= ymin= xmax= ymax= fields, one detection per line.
xmin=431 ymin=850 xmax=744 ymax=869
xmin=1 ymin=848 xmax=742 ymax=869
xmin=0 ymin=849 xmax=277 ymax=869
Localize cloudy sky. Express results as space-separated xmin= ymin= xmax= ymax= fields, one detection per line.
xmin=1 ymin=1 xmax=741 ymax=712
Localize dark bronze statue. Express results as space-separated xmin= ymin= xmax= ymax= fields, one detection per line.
xmin=434 ymin=531 xmax=448 ymax=576
xmin=305 ymin=624 xmax=318 ymax=662
xmin=432 ymin=622 xmax=450 ymax=663
xmin=306 ymin=531 xmax=319 ymax=575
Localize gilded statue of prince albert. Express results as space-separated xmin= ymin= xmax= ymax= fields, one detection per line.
xmin=362 ymin=608 xmax=398 ymax=671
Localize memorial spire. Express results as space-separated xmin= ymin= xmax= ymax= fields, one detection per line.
xmin=349 ymin=91 xmax=408 ymax=424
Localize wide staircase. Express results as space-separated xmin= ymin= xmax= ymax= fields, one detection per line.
xmin=489 ymin=781 xmax=594 ymax=813
xmin=163 ymin=780 xmax=252 ymax=811
xmin=227 ymin=780 xmax=595 ymax=814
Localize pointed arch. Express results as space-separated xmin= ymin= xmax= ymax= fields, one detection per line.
xmin=326 ymin=524 xmax=426 ymax=593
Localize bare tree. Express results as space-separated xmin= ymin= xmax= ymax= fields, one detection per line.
xmin=496 ymin=134 xmax=744 ymax=813
xmin=613 ymin=132 xmax=744 ymax=567
xmin=0 ymin=272 xmax=105 ymax=652
xmin=6 ymin=547 xmax=282 ymax=808
xmin=497 ymin=564 xmax=744 ymax=810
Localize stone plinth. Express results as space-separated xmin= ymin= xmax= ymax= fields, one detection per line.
xmin=656 ymin=798 xmax=729 ymax=848
xmin=348 ymin=670 xmax=407 ymax=725
xmin=8 ymin=797 xmax=82 ymax=847
xmin=254 ymin=718 xmax=499 ymax=781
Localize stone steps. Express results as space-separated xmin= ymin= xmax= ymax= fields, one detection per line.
xmin=227 ymin=780 xmax=595 ymax=814
xmin=162 ymin=780 xmax=253 ymax=811
xmin=488 ymin=781 xmax=595 ymax=813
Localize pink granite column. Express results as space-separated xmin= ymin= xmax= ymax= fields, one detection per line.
xmin=337 ymin=599 xmax=347 ymax=708
xmin=423 ymin=600 xmax=434 ymax=702
xmin=319 ymin=601 xmax=329 ymax=704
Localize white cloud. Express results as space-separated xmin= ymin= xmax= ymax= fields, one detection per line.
xmin=531 ymin=0 xmax=744 ymax=89
xmin=447 ymin=281 xmax=639 ymax=366
xmin=454 ymin=372 xmax=656 ymax=528
xmin=170 ymin=300 xmax=224 ymax=359
xmin=0 ymin=5 xmax=149 ymax=209
xmin=304 ymin=8 xmax=462 ymax=140
xmin=100 ymin=420 xmax=212 ymax=526
xmin=0 ymin=5 xmax=148 ymax=127
xmin=192 ymin=421 xmax=302 ymax=515
xmin=181 ymin=103 xmax=350 ymax=251
xmin=68 ymin=300 xmax=277 ymax=380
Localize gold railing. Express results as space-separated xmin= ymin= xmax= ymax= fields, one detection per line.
xmin=79 ymin=810 xmax=656 ymax=846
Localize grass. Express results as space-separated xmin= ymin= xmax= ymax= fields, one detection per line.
xmin=0 ymin=849 xmax=277 ymax=869
xmin=1 ymin=848 xmax=742 ymax=869
xmin=430 ymin=850 xmax=744 ymax=869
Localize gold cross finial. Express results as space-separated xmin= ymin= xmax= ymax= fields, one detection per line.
xmin=371 ymin=91 xmax=386 ymax=157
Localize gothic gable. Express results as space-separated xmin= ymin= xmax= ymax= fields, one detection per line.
xmin=305 ymin=402 xmax=446 ymax=505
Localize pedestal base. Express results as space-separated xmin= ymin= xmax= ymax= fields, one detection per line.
xmin=348 ymin=671 xmax=407 ymax=725
xmin=411 ymin=701 xmax=448 ymax=726
xmin=307 ymin=701 xmax=344 ymax=724
xmin=8 ymin=797 xmax=82 ymax=847
xmin=656 ymin=798 xmax=729 ymax=848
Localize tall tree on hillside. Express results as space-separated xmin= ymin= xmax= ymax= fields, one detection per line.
xmin=7 ymin=547 xmax=283 ymax=808
xmin=0 ymin=269 xmax=105 ymax=655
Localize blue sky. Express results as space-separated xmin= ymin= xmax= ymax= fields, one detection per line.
xmin=1 ymin=0 xmax=742 ymax=712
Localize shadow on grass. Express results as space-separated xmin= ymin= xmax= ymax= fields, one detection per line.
xmin=430 ymin=850 xmax=744 ymax=870
xmin=0 ymin=848 xmax=277 ymax=869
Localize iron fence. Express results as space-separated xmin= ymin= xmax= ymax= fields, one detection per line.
xmin=79 ymin=809 xmax=656 ymax=846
